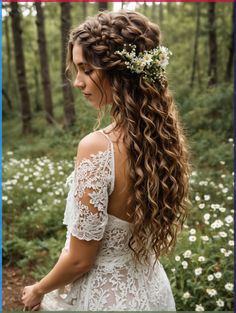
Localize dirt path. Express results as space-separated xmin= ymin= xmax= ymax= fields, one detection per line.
xmin=2 ymin=266 xmax=35 ymax=311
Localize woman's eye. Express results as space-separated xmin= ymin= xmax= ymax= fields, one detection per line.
xmin=84 ymin=69 xmax=93 ymax=75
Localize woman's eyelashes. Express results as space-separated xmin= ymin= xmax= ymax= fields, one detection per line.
xmin=84 ymin=68 xmax=93 ymax=75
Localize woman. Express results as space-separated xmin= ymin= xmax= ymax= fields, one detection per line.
xmin=22 ymin=10 xmax=190 ymax=311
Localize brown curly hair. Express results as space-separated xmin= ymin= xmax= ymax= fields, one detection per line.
xmin=67 ymin=10 xmax=190 ymax=264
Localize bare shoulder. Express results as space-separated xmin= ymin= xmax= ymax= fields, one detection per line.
xmin=76 ymin=131 xmax=110 ymax=161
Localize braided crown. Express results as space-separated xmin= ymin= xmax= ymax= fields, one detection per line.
xmin=69 ymin=10 xmax=161 ymax=73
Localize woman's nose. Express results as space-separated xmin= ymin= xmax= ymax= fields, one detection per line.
xmin=73 ymin=76 xmax=85 ymax=89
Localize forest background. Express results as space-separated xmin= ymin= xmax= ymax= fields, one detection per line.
xmin=2 ymin=1 xmax=234 ymax=311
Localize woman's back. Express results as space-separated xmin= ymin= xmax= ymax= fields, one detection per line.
xmin=102 ymin=126 xmax=133 ymax=223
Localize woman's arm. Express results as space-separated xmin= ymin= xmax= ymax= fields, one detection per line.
xmin=22 ymin=236 xmax=100 ymax=309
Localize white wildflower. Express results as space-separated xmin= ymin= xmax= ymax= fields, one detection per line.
xmin=225 ymin=215 xmax=233 ymax=224
xmin=182 ymin=291 xmax=191 ymax=299
xmin=195 ymin=268 xmax=202 ymax=276
xmin=201 ymin=235 xmax=209 ymax=242
xmin=207 ymin=274 xmax=214 ymax=281
xmin=183 ymin=250 xmax=192 ymax=258
xmin=206 ymin=288 xmax=217 ymax=297
xmin=195 ymin=304 xmax=204 ymax=311
xmin=224 ymin=283 xmax=233 ymax=291
xmin=204 ymin=194 xmax=210 ymax=201
xmin=216 ymin=299 xmax=224 ymax=307
xmin=182 ymin=261 xmax=188 ymax=269
xmin=214 ymin=272 xmax=222 ymax=279
xmin=198 ymin=256 xmax=205 ymax=262
xmin=189 ymin=236 xmax=196 ymax=242
xmin=189 ymin=228 xmax=196 ymax=235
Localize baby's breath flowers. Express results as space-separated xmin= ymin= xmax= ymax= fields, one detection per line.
xmin=115 ymin=44 xmax=172 ymax=86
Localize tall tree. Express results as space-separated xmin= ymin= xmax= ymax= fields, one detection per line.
xmin=34 ymin=65 xmax=41 ymax=112
xmin=98 ymin=2 xmax=108 ymax=11
xmin=190 ymin=3 xmax=201 ymax=88
xmin=35 ymin=2 xmax=54 ymax=124
xmin=10 ymin=2 xmax=32 ymax=133
xmin=60 ymin=2 xmax=76 ymax=127
xmin=225 ymin=3 xmax=234 ymax=82
xmin=3 ymin=14 xmax=12 ymax=109
xmin=208 ymin=2 xmax=218 ymax=86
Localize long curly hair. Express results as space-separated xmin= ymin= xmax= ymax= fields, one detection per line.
xmin=67 ymin=10 xmax=190 ymax=264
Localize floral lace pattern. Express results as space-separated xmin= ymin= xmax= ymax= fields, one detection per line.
xmin=40 ymin=132 xmax=176 ymax=311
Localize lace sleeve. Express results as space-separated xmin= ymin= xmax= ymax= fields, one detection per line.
xmin=70 ymin=150 xmax=113 ymax=241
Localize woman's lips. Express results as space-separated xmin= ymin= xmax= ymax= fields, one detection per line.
xmin=83 ymin=93 xmax=91 ymax=98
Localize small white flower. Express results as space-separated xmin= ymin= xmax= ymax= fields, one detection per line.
xmin=201 ymin=235 xmax=209 ymax=242
xmin=189 ymin=228 xmax=196 ymax=235
xmin=228 ymin=240 xmax=234 ymax=246
xmin=225 ymin=215 xmax=233 ymax=224
xmin=206 ymin=288 xmax=217 ymax=297
xmin=175 ymin=256 xmax=180 ymax=261
xmin=207 ymin=274 xmax=214 ymax=281
xmin=195 ymin=268 xmax=202 ymax=276
xmin=228 ymin=138 xmax=233 ymax=142
xmin=220 ymin=161 xmax=225 ymax=165
xmin=171 ymin=268 xmax=176 ymax=273
xmin=182 ymin=291 xmax=191 ymax=299
xmin=195 ymin=195 xmax=201 ymax=201
xmin=224 ymin=283 xmax=233 ymax=291
xmin=211 ymin=219 xmax=223 ymax=229
xmin=198 ymin=256 xmax=205 ymax=262
xmin=204 ymin=213 xmax=210 ymax=220
xmin=220 ymin=248 xmax=226 ymax=253
xmin=182 ymin=261 xmax=188 ymax=269
xmin=219 ymin=207 xmax=226 ymax=212
xmin=222 ymin=188 xmax=228 ymax=193
xmin=183 ymin=250 xmax=192 ymax=258
xmin=195 ymin=304 xmax=204 ymax=311
xmin=219 ymin=231 xmax=227 ymax=238
xmin=204 ymin=194 xmax=210 ymax=201
xmin=224 ymin=250 xmax=232 ymax=257
xmin=227 ymin=196 xmax=233 ymax=200
xmin=2 ymin=196 xmax=8 ymax=201
xmin=214 ymin=272 xmax=222 ymax=279
xmin=216 ymin=299 xmax=224 ymax=307
xmin=36 ymin=188 xmax=42 ymax=193
xmin=189 ymin=235 xmax=196 ymax=242
xmin=198 ymin=203 xmax=205 ymax=209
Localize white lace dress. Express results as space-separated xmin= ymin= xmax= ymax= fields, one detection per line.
xmin=40 ymin=131 xmax=176 ymax=311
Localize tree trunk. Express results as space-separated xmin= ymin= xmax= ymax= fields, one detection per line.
xmin=4 ymin=16 xmax=12 ymax=108
xmin=208 ymin=2 xmax=218 ymax=86
xmin=60 ymin=2 xmax=76 ymax=127
xmin=10 ymin=2 xmax=32 ymax=133
xmin=35 ymin=2 xmax=54 ymax=124
xmin=34 ymin=66 xmax=41 ymax=112
xmin=98 ymin=3 xmax=108 ymax=11
xmin=225 ymin=3 xmax=234 ymax=82
xmin=2 ymin=88 xmax=12 ymax=110
xmin=190 ymin=3 xmax=200 ymax=88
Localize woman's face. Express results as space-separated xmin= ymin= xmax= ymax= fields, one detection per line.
xmin=72 ymin=44 xmax=113 ymax=109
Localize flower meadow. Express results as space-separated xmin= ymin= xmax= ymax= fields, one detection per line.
xmin=2 ymin=150 xmax=234 ymax=311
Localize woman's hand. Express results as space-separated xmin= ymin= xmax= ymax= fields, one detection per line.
xmin=22 ymin=283 xmax=44 ymax=311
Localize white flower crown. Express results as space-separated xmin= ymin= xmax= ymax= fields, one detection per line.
xmin=115 ymin=44 xmax=172 ymax=87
